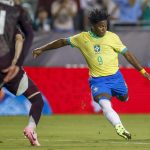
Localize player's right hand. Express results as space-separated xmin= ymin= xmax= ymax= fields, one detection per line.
xmin=2 ymin=65 xmax=20 ymax=83
xmin=32 ymin=48 xmax=43 ymax=58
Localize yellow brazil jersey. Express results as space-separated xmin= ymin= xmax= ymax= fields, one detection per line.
xmin=67 ymin=31 xmax=128 ymax=77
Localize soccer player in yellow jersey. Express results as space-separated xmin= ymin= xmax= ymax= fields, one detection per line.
xmin=33 ymin=9 xmax=150 ymax=140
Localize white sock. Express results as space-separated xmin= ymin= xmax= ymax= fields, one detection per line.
xmin=99 ymin=99 xmax=122 ymax=126
xmin=27 ymin=116 xmax=36 ymax=130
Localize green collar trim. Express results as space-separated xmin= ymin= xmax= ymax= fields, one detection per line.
xmin=88 ymin=31 xmax=101 ymax=39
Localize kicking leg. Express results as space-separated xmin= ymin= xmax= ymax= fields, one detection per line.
xmin=94 ymin=94 xmax=131 ymax=140
xmin=99 ymin=99 xmax=131 ymax=140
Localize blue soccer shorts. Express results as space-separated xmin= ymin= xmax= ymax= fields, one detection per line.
xmin=89 ymin=70 xmax=128 ymax=101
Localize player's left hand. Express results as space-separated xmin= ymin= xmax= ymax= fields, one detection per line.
xmin=143 ymin=72 xmax=150 ymax=80
xmin=32 ymin=48 xmax=43 ymax=58
xmin=2 ymin=65 xmax=20 ymax=83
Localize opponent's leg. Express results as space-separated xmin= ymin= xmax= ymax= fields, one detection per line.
xmin=23 ymin=78 xmax=44 ymax=146
xmin=4 ymin=69 xmax=44 ymax=146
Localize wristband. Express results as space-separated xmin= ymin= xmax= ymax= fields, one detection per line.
xmin=140 ymin=69 xmax=146 ymax=74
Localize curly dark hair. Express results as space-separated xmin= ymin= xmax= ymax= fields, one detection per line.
xmin=88 ymin=9 xmax=109 ymax=25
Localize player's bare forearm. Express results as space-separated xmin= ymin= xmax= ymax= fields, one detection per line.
xmin=1 ymin=34 xmax=23 ymax=83
xmin=12 ymin=34 xmax=24 ymax=65
xmin=40 ymin=38 xmax=68 ymax=51
xmin=123 ymin=51 xmax=150 ymax=80
xmin=123 ymin=51 xmax=143 ymax=71
xmin=33 ymin=38 xmax=68 ymax=58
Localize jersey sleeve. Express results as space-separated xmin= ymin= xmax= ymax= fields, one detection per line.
xmin=16 ymin=26 xmax=25 ymax=39
xmin=67 ymin=33 xmax=82 ymax=48
xmin=112 ymin=34 xmax=128 ymax=54
xmin=16 ymin=5 xmax=34 ymax=66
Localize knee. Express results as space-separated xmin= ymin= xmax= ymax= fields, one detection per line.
xmin=24 ymin=90 xmax=44 ymax=109
xmin=99 ymin=99 xmax=112 ymax=113
xmin=23 ymin=82 xmax=44 ymax=108
xmin=117 ymin=94 xmax=129 ymax=102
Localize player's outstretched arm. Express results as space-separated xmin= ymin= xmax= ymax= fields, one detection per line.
xmin=32 ymin=38 xmax=68 ymax=58
xmin=123 ymin=51 xmax=150 ymax=80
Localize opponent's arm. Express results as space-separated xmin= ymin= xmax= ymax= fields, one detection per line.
xmin=2 ymin=33 xmax=24 ymax=83
xmin=123 ymin=51 xmax=150 ymax=80
xmin=32 ymin=38 xmax=68 ymax=58
xmin=12 ymin=33 xmax=24 ymax=65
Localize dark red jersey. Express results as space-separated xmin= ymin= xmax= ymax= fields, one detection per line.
xmin=0 ymin=2 xmax=33 ymax=69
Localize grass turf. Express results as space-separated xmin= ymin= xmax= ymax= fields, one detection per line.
xmin=0 ymin=115 xmax=150 ymax=150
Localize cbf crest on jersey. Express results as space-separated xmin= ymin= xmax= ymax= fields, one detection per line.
xmin=94 ymin=45 xmax=101 ymax=53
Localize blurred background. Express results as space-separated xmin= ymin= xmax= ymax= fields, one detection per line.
xmin=0 ymin=0 xmax=150 ymax=115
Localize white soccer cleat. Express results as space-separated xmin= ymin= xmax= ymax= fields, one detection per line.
xmin=23 ymin=127 xmax=40 ymax=146
xmin=115 ymin=124 xmax=131 ymax=140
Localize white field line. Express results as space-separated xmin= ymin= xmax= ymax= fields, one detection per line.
xmin=5 ymin=139 xmax=150 ymax=145
xmin=110 ymin=141 xmax=150 ymax=145
xmin=6 ymin=138 xmax=49 ymax=142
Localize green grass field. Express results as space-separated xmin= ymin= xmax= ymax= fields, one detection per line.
xmin=0 ymin=115 xmax=150 ymax=150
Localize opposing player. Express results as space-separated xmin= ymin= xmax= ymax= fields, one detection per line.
xmin=0 ymin=27 xmax=23 ymax=100
xmin=33 ymin=9 xmax=150 ymax=140
xmin=0 ymin=0 xmax=44 ymax=146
